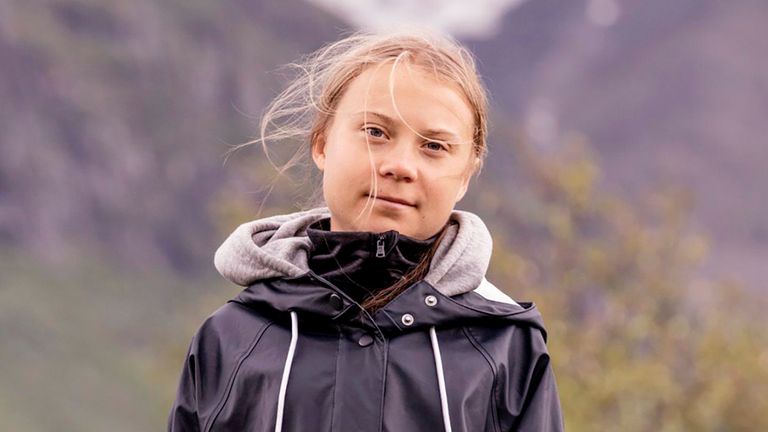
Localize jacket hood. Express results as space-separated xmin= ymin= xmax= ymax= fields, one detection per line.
xmin=214 ymin=205 xmax=493 ymax=297
xmin=213 ymin=206 xmax=546 ymax=336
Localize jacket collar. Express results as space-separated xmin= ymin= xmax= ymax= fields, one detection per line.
xmin=234 ymin=274 xmax=543 ymax=336
xmin=305 ymin=217 xmax=442 ymax=304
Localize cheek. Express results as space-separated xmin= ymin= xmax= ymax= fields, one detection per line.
xmin=327 ymin=140 xmax=366 ymax=168
xmin=322 ymin=152 xmax=372 ymax=196
xmin=419 ymin=184 xmax=450 ymax=212
xmin=427 ymin=181 xmax=468 ymax=216
xmin=336 ymin=153 xmax=374 ymax=182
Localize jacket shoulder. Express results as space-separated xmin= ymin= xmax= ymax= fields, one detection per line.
xmin=169 ymin=302 xmax=275 ymax=430
xmin=472 ymin=277 xmax=520 ymax=306
xmin=192 ymin=301 xmax=272 ymax=355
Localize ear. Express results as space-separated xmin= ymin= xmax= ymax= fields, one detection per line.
xmin=311 ymin=133 xmax=326 ymax=171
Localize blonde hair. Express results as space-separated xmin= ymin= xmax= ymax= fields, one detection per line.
xmin=227 ymin=28 xmax=491 ymax=314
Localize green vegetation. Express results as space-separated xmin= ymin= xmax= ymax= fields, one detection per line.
xmin=485 ymin=134 xmax=768 ymax=431
xmin=0 ymin=247 xmax=234 ymax=431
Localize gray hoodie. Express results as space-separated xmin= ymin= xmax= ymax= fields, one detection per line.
xmin=213 ymin=205 xmax=498 ymax=298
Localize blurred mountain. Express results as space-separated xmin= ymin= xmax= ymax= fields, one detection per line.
xmin=467 ymin=0 xmax=768 ymax=290
xmin=0 ymin=0 xmax=346 ymax=275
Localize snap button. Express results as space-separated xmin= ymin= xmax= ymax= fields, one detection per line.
xmin=425 ymin=295 xmax=437 ymax=307
xmin=329 ymin=293 xmax=344 ymax=311
xmin=358 ymin=334 xmax=374 ymax=347
xmin=401 ymin=313 xmax=414 ymax=326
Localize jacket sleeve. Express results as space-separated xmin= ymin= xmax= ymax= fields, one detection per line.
xmin=512 ymin=346 xmax=564 ymax=431
xmin=167 ymin=334 xmax=202 ymax=432
xmin=496 ymin=325 xmax=565 ymax=432
xmin=166 ymin=302 xmax=271 ymax=432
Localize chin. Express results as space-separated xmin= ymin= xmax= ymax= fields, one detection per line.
xmin=332 ymin=203 xmax=414 ymax=234
xmin=365 ymin=216 xmax=411 ymax=234
xmin=356 ymin=218 xmax=403 ymax=234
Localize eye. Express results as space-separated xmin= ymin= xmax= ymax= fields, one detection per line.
xmin=424 ymin=141 xmax=449 ymax=152
xmin=363 ymin=126 xmax=387 ymax=139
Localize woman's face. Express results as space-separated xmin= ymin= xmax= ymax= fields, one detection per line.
xmin=312 ymin=61 xmax=478 ymax=240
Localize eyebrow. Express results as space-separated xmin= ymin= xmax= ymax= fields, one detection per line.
xmin=354 ymin=111 xmax=462 ymax=141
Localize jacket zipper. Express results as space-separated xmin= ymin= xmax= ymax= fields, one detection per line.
xmin=376 ymin=235 xmax=385 ymax=257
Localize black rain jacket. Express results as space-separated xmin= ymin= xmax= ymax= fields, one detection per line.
xmin=168 ymin=207 xmax=564 ymax=431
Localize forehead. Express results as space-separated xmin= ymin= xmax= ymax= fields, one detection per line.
xmin=334 ymin=61 xmax=475 ymax=143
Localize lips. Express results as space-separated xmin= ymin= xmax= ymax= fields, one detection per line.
xmin=368 ymin=194 xmax=415 ymax=207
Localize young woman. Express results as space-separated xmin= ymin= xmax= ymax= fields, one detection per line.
xmin=168 ymin=30 xmax=564 ymax=432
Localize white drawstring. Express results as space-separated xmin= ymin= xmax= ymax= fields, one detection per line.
xmin=274 ymin=314 xmax=451 ymax=432
xmin=429 ymin=326 xmax=452 ymax=432
xmin=275 ymin=311 xmax=299 ymax=432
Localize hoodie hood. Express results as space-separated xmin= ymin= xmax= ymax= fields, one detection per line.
xmin=214 ymin=205 xmax=493 ymax=298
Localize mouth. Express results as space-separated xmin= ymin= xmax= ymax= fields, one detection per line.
xmin=367 ymin=194 xmax=416 ymax=207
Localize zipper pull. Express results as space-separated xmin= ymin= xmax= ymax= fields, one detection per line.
xmin=376 ymin=235 xmax=386 ymax=257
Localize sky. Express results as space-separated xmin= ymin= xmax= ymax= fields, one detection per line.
xmin=305 ymin=0 xmax=621 ymax=38
xmin=304 ymin=0 xmax=530 ymax=39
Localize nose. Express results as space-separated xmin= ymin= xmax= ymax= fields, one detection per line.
xmin=376 ymin=141 xmax=418 ymax=182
